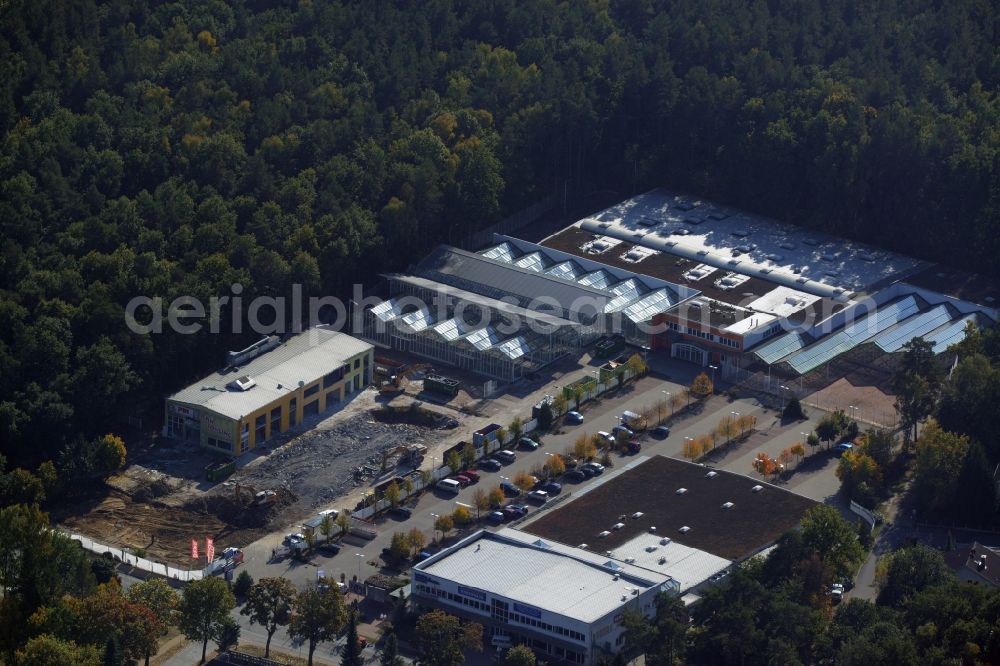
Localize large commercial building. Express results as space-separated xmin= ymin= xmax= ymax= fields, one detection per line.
xmin=164 ymin=326 xmax=373 ymax=452
xmin=413 ymin=456 xmax=818 ymax=665
xmin=412 ymin=528 xmax=678 ymax=665
xmin=363 ymin=188 xmax=996 ymax=387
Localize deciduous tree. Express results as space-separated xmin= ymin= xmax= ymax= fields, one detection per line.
xmin=414 ymin=609 xmax=482 ymax=666
xmin=177 ymin=577 xmax=235 ymax=664
xmin=289 ymin=586 xmax=347 ymax=666
xmin=241 ymin=577 xmax=295 ymax=659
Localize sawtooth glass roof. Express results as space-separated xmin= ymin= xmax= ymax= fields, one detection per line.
xmin=495 ymin=336 xmax=531 ymax=360
xmin=400 ymin=307 xmax=434 ymax=332
xmin=927 ymin=315 xmax=978 ymax=354
xmin=874 ymin=304 xmax=952 ymax=353
xmin=753 ymin=331 xmax=811 ymax=364
xmin=370 ymin=298 xmax=403 ymax=322
xmin=785 ymin=296 xmax=921 ymax=374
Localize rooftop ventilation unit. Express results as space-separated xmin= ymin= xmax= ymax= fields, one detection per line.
xmin=779 ymin=242 xmax=796 ymax=250
xmin=658 ymin=556 xmax=667 ymax=564
xmin=578 ymin=543 xmax=588 ymax=549
xmin=751 ymin=485 xmax=763 ymax=493
xmin=632 ymin=589 xmax=640 ymax=596
xmin=678 ymin=526 xmax=691 ymax=534
xmin=599 ymin=531 xmax=611 ymax=538
xmin=649 ymin=526 xmax=657 ymax=533
xmin=706 ymin=471 xmax=718 ymax=478
xmin=659 ymin=537 xmax=671 ymax=545
xmin=732 ymin=229 xmax=751 ymax=238
xmin=722 ymin=502 xmax=735 ymax=509
xmin=645 ymin=545 xmax=658 ymax=552
xmin=676 ymin=488 xmax=688 ymax=495
xmin=227 ymin=336 xmax=280 ymax=367
xmin=625 ymin=557 xmax=636 ymax=564
xmin=632 ymin=512 xmax=644 ymax=519
xmin=613 ymin=522 xmax=625 ymax=530
xmin=673 ymin=228 xmax=690 ymax=236
xmin=612 ymin=574 xmax=620 ymax=581
xmin=230 ymin=375 xmax=257 ymax=392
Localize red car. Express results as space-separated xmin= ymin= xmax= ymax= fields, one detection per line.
xmin=461 ymin=469 xmax=480 ymax=483
xmin=453 ymin=474 xmax=473 ymax=487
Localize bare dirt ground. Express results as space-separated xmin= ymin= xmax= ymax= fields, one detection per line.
xmin=57 ymin=388 xmax=457 ymax=566
xmin=804 ymin=377 xmax=898 ymax=428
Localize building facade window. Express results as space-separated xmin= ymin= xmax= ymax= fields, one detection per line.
xmin=270 ymin=406 xmax=281 ymax=433
xmin=323 ymin=366 xmax=345 ymax=388
xmin=255 ymin=414 xmax=266 ymax=442
xmin=304 ymin=383 xmax=319 ymax=398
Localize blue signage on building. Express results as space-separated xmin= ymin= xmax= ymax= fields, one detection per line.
xmin=457 ymin=586 xmax=486 ymax=601
xmin=513 ymin=602 xmax=542 ymax=619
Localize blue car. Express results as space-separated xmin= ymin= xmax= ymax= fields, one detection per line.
xmin=413 ymin=550 xmax=433 ymax=563
xmin=541 ymin=482 xmax=562 ymax=494
xmin=501 ymin=481 xmax=522 ymax=497
xmin=486 ymin=511 xmax=505 ymax=525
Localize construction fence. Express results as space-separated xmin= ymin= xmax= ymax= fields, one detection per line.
xmin=62 ymin=530 xmax=205 ymax=582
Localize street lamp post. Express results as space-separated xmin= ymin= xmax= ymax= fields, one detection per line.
xmin=429 ymin=513 xmax=439 ymax=543
xmin=708 ymin=364 xmax=718 ymax=387
xmin=779 ymin=384 xmax=790 ymax=410
xmin=730 ymin=411 xmax=740 ymax=443
xmin=848 ymin=405 xmax=857 ymax=422
xmin=355 ymin=552 xmax=364 ymax=582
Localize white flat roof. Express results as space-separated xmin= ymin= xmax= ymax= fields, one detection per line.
xmin=578 ymin=189 xmax=925 ymax=298
xmin=416 ymin=529 xmax=673 ymax=623
xmin=168 ymin=327 xmax=372 ymax=420
xmin=745 ymin=285 xmax=822 ymax=318
xmin=606 ymin=533 xmax=730 ymax=590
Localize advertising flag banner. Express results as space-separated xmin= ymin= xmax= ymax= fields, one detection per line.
xmin=191 ymin=539 xmax=199 ymax=559
xmin=206 ymin=537 xmax=215 ymax=563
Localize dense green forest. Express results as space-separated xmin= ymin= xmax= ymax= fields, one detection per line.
xmin=1 ymin=0 xmax=999 ymax=464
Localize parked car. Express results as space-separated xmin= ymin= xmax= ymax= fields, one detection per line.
xmin=453 ymin=474 xmax=473 ymax=487
xmin=381 ymin=547 xmax=407 ymax=564
xmin=582 ymin=462 xmax=605 ymax=475
xmin=283 ymin=533 xmax=305 ymax=546
xmin=564 ymin=469 xmax=586 ymax=483
xmin=651 ymin=425 xmax=671 ymax=439
xmin=461 ymin=469 xmax=480 ymax=483
xmin=317 ymin=542 xmax=341 ymax=556
xmin=486 ymin=511 xmax=505 ymax=525
xmin=541 ymin=481 xmax=562 ymax=494
xmin=500 ymin=481 xmax=522 ymax=497
xmin=597 ymin=431 xmax=616 ymax=445
xmin=577 ymin=466 xmax=596 ymax=479
xmin=502 ymin=507 xmax=521 ymax=521
xmin=527 ymin=490 xmax=549 ymax=503
xmin=830 ymin=583 xmax=844 ymax=603
xmin=518 ymin=437 xmax=539 ymax=451
xmin=505 ymin=504 xmax=529 ymax=516
xmin=388 ymin=506 xmax=412 ymax=520
xmin=624 ymin=440 xmax=641 ymax=454
xmin=436 ymin=478 xmax=461 ymax=493
xmin=495 ymin=450 xmax=517 ymax=464
xmin=479 ymin=458 xmax=502 ymax=472
xmin=835 ymin=442 xmax=854 ymax=454
xmin=566 ymin=411 xmax=584 ymax=424
xmin=612 ymin=425 xmax=634 ymax=440
xmin=413 ymin=550 xmax=433 ymax=563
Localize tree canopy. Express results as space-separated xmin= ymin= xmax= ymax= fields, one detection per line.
xmin=2 ymin=0 xmax=1000 ymax=468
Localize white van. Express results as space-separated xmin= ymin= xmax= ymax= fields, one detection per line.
xmin=436 ymin=478 xmax=461 ymax=493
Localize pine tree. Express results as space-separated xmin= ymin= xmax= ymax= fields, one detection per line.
xmin=380 ymin=626 xmax=402 ymax=666
xmin=341 ymin=611 xmax=363 ymax=666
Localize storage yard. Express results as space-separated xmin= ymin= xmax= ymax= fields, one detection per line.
xmin=57 ymin=390 xmax=455 ymax=566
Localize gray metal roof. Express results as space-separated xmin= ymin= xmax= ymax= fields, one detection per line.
xmin=415 ymin=246 xmax=610 ymax=317
xmin=417 ymin=529 xmax=672 ymax=623
xmin=168 ymin=327 xmax=372 ymax=420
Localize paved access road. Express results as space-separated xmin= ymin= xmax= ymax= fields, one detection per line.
xmin=163 ymin=369 xmax=848 ymax=664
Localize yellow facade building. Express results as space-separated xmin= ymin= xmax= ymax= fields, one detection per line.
xmin=164 ymin=326 xmax=373 ymax=453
